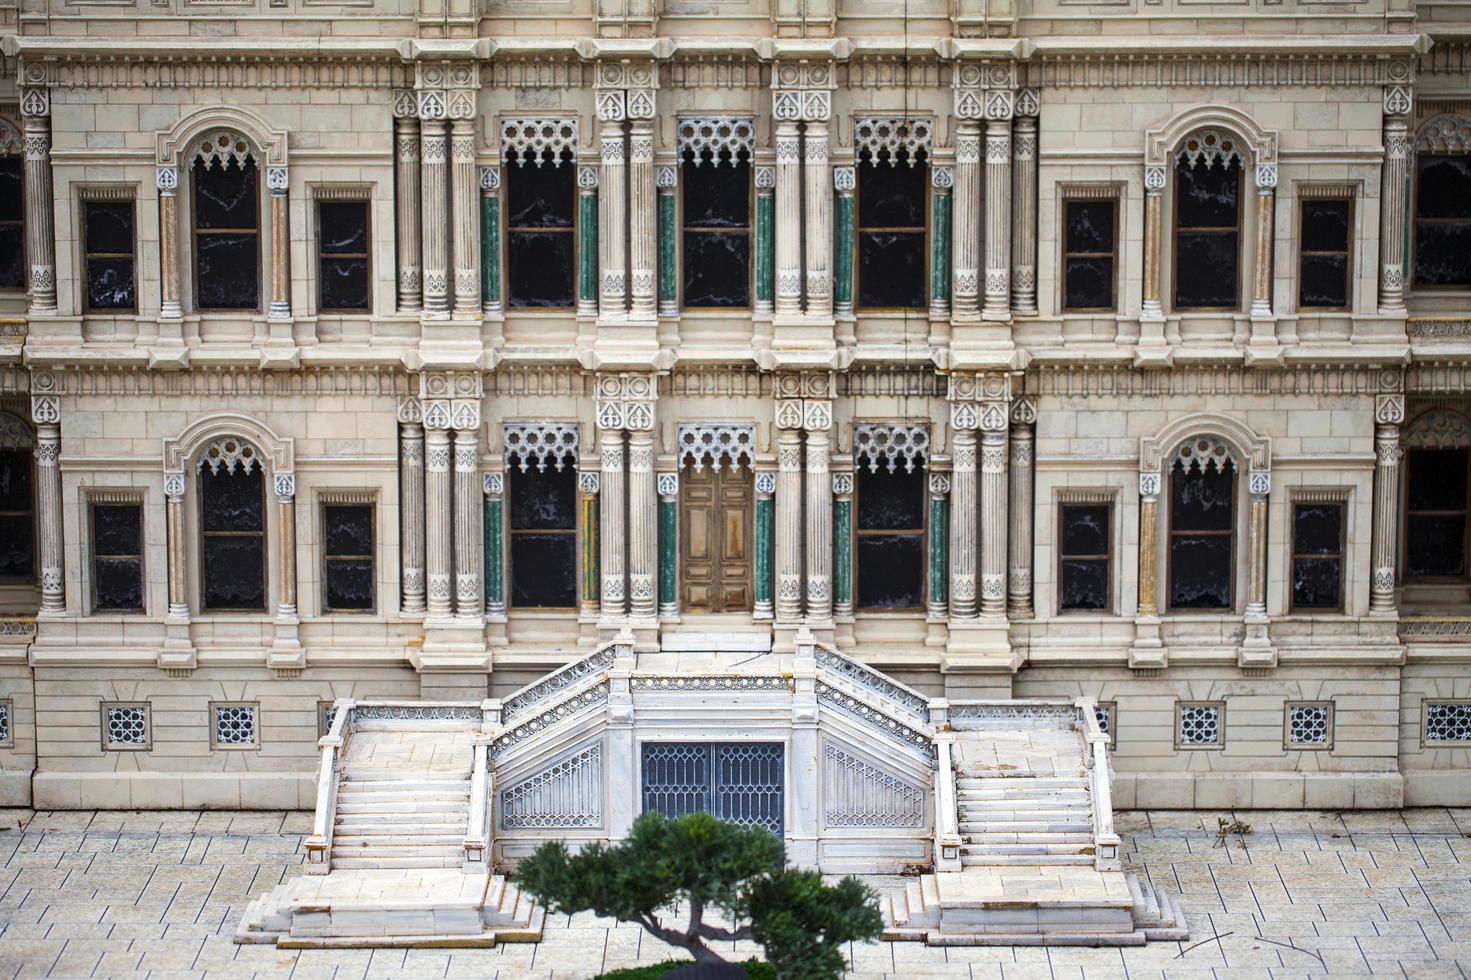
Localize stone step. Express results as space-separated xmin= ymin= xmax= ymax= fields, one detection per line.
xmin=339 ymin=769 xmax=472 ymax=782
xmin=333 ymin=817 xmax=469 ymax=834
xmin=340 ymin=775 xmax=472 ymax=789
xmin=957 ymin=802 xmax=1092 ymax=816
xmin=327 ymin=854 xmax=465 ymax=870
xmin=961 ymin=841 xmax=1094 ymax=857
xmin=336 ymin=785 xmax=470 ymax=798
xmin=956 ymin=776 xmax=1088 ymax=790
xmin=334 ymin=800 xmax=468 ymax=815
xmin=957 ymin=828 xmax=1095 ymax=843
xmin=331 ymin=833 xmax=466 ymax=848
xmin=959 ymin=853 xmax=1095 ymax=867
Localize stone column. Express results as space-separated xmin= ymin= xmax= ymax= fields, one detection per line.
xmin=419 ymin=107 xmax=451 ymax=317
xmin=1011 ymin=92 xmax=1039 ymax=316
xmin=31 ymin=397 xmax=62 ymax=614
xmin=1142 ymin=166 xmax=1166 ymax=319
xmin=451 ymin=118 xmax=480 ymax=317
xmin=164 ymin=472 xmax=188 ymax=621
xmin=775 ymin=426 xmax=804 ymax=622
xmin=804 ymin=413 xmax=833 ymax=621
xmin=1136 ymin=472 xmax=1161 ymax=618
xmin=483 ymin=473 xmax=504 ymax=616
xmin=453 ymin=426 xmax=483 ymax=619
xmin=398 ymin=400 xmax=427 ymax=615
xmin=599 ymin=118 xmax=627 ymax=316
xmin=627 ymin=428 xmax=657 ymax=618
xmin=1371 ymin=393 xmax=1405 ymax=614
xmin=953 ymin=119 xmax=982 ymax=318
xmin=157 ymin=167 xmax=182 ymax=320
xmin=267 ymin=167 xmax=290 ymax=319
xmin=20 ymin=90 xmax=56 ymax=315
xmin=774 ymin=121 xmax=803 ymax=316
xmin=1007 ymin=397 xmax=1036 ymax=619
xmin=1250 ymin=164 xmax=1276 ymax=318
xmin=979 ymin=407 xmax=1009 ymax=618
xmin=629 ymin=119 xmax=657 ymax=319
xmin=657 ymin=472 xmax=678 ymax=618
xmin=424 ymin=418 xmax=454 ymax=619
xmin=577 ymin=167 xmax=599 ymax=317
xmin=1246 ymin=469 xmax=1270 ymax=620
xmin=983 ymin=102 xmax=1013 ymax=321
xmin=803 ymin=119 xmax=832 ymax=317
xmin=754 ymin=167 xmax=776 ymax=315
xmin=948 ymin=418 xmax=978 ymax=620
xmin=579 ymin=472 xmax=601 ymax=616
xmin=480 ymin=167 xmax=501 ymax=314
xmin=929 ymin=473 xmax=950 ymax=621
xmin=657 ymin=167 xmax=677 ymax=317
xmin=831 ymin=473 xmax=853 ymax=619
xmin=930 ymin=167 xmax=952 ymax=319
xmin=1379 ymin=92 xmax=1411 ymax=314
xmin=754 ymin=472 xmax=775 ymax=619
xmin=395 ymin=113 xmax=423 ymax=313
xmin=833 ymin=168 xmax=855 ymax=317
xmin=600 ymin=429 xmax=627 ymax=617
xmin=274 ymin=473 xmax=298 ymax=621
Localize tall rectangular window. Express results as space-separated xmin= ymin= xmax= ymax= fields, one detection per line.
xmin=199 ymin=464 xmax=266 ymax=611
xmin=91 ymin=501 xmax=144 ymax=612
xmin=509 ymin=467 xmax=577 ymax=608
xmin=1406 ymin=449 xmax=1469 ymax=579
xmin=1291 ymin=501 xmax=1344 ymax=611
xmin=193 ymin=158 xmax=260 ymax=311
xmin=317 ymin=200 xmax=371 ymax=312
xmin=323 ymin=503 xmax=374 ymax=612
xmin=1173 ymin=157 xmax=1241 ymax=310
xmin=1414 ymin=154 xmax=1471 ymax=288
xmin=681 ymin=149 xmax=751 ymax=308
xmin=1169 ymin=459 xmax=1235 ymax=610
xmin=82 ymin=199 xmax=136 ymax=312
xmin=1058 ymin=503 xmax=1110 ymax=612
xmin=856 ymin=143 xmax=927 ymax=310
xmin=1299 ymin=197 xmax=1352 ymax=310
xmin=0 ymin=158 xmax=22 ymax=289
xmin=0 ymin=434 xmax=33 ymax=579
xmin=855 ymin=466 xmax=925 ymax=610
xmin=1061 ymin=198 xmax=1117 ymax=312
xmin=505 ymin=148 xmax=575 ymax=309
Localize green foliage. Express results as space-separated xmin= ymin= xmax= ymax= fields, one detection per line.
xmin=596 ymin=959 xmax=776 ymax=980
xmin=746 ymin=870 xmax=883 ymax=980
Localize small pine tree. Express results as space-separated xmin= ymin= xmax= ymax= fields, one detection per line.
xmin=513 ymin=811 xmax=882 ymax=977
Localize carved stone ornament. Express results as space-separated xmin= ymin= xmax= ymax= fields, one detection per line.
xmin=1175 ymin=129 xmax=1245 ymax=168
xmin=503 ymin=422 xmax=579 ymax=472
xmin=193 ymin=130 xmax=256 ymax=170
xmin=1169 ymin=435 xmax=1238 ymax=474
xmin=854 ymin=423 xmax=930 ymax=474
xmin=677 ymin=116 xmax=755 ymax=164
xmin=656 ymin=166 xmax=677 ymax=190
xmin=1404 ymin=409 xmax=1471 ymax=450
xmin=1248 ymin=470 xmax=1270 ymax=498
xmin=1015 ymin=88 xmax=1041 ymax=117
xmin=164 ymin=472 xmax=186 ymax=499
xmin=199 ymin=437 xmax=261 ymax=475
xmin=657 ymin=473 xmax=679 ymax=498
xmin=932 ymin=166 xmax=954 ymax=190
xmin=1255 ymin=164 xmax=1278 ymax=189
xmin=480 ymin=166 xmax=501 ymax=192
xmin=266 ymin=167 xmax=288 ymax=192
xmin=755 ymin=166 xmax=776 ymax=190
xmin=832 ymin=472 xmax=854 ymax=496
xmin=951 ymin=402 xmax=979 ymax=431
xmin=677 ymin=423 xmax=756 ymax=472
xmin=0 ymin=120 xmax=20 ymax=158
xmin=1417 ymin=114 xmax=1471 ymax=154
xmin=854 ymin=117 xmax=933 ymax=165
xmin=1384 ymin=86 xmax=1413 ymax=117
xmin=484 ymin=473 xmax=504 ymax=496
xmin=579 ymin=471 xmax=600 ymax=495
xmin=20 ymin=88 xmax=49 ymax=119
xmin=1139 ymin=472 xmax=1162 ymax=498
xmin=929 ymin=472 xmax=951 ymax=496
xmin=1144 ymin=165 xmax=1167 ymax=191
xmin=418 ymin=90 xmax=447 ymax=120
xmin=834 ymin=167 xmax=856 ymax=192
xmin=501 ymin=117 xmax=578 ymax=167
xmin=755 ymin=472 xmax=776 ymax=496
xmin=156 ymin=166 xmax=179 ymax=192
xmin=0 ymin=413 xmax=32 ymax=450
xmin=29 ymin=395 xmax=59 ymax=426
xmin=1011 ymin=397 xmax=1037 ymax=425
xmin=274 ymin=472 xmax=296 ymax=500
xmin=1375 ymin=393 xmax=1406 ymax=425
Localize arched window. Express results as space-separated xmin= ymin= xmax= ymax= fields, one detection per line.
xmin=853 ymin=424 xmax=930 ymax=610
xmin=1168 ymin=437 xmax=1237 ymax=610
xmin=0 ymin=121 xmax=23 ymax=290
xmin=197 ymin=438 xmax=266 ymax=611
xmin=192 ymin=134 xmax=261 ymax=311
xmin=1173 ymin=130 xmax=1243 ymax=311
xmin=679 ymin=117 xmax=753 ymax=309
xmin=1404 ymin=410 xmax=1471 ymax=580
xmin=504 ymin=423 xmax=579 ymax=608
xmin=854 ymin=118 xmax=931 ymax=311
xmin=0 ymin=412 xmax=34 ymax=580
xmin=1413 ymin=116 xmax=1471 ymax=289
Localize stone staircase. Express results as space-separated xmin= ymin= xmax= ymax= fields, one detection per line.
xmin=331 ymin=771 xmax=470 ymax=869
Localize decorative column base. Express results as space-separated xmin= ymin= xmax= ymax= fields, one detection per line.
xmin=941 ymin=621 xmax=1021 ymax=673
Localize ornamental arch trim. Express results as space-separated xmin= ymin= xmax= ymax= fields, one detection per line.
xmin=1404 ymin=409 xmax=1471 ymax=449
xmin=1143 ymin=105 xmax=1277 ymax=169
xmin=1415 ymin=114 xmax=1471 ymax=155
xmin=163 ymin=413 xmax=295 ymax=476
xmin=0 ymin=118 xmax=21 ymax=157
xmin=156 ymin=105 xmax=288 ymax=168
xmin=1139 ymin=413 xmax=1270 ymax=476
xmin=0 ymin=410 xmax=34 ymax=451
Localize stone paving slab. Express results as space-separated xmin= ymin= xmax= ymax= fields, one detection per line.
xmin=3 ymin=809 xmax=1471 ymax=978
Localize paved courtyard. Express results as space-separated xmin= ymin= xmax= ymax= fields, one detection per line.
xmin=1 ymin=808 xmax=1470 ymax=979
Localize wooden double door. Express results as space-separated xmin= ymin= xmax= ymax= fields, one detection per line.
xmin=681 ymin=464 xmax=753 ymax=613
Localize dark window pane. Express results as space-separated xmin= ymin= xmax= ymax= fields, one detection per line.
xmin=200 ymin=467 xmax=264 ymax=533
xmin=683 ymin=231 xmax=749 ymax=308
xmin=85 ymin=202 xmax=135 ymax=254
xmin=858 ymin=157 xmax=926 ymax=228
xmin=319 ymin=201 xmax=368 ymax=254
xmin=320 ymin=257 xmax=370 ymax=311
xmin=1066 ymin=200 xmax=1114 ymax=253
xmin=1416 ymin=156 xmax=1471 ymax=220
xmin=1062 ymin=505 xmax=1109 ymax=556
xmin=1293 ymin=504 xmax=1341 ymax=556
xmin=0 ymin=234 xmax=22 ymax=290
xmin=0 ymin=158 xmax=22 ymax=222
xmin=856 ymin=534 xmax=925 ymax=609
xmin=857 ymin=232 xmax=925 ymax=309
xmin=1064 ymin=257 xmax=1113 ymax=310
xmin=506 ymin=157 xmax=574 ymax=228
xmin=507 ymin=231 xmax=575 ymax=308
xmin=94 ymin=557 xmax=143 ymax=611
xmin=326 ymin=559 xmax=374 ymax=611
xmin=1176 ymin=158 xmax=1240 ymax=228
xmin=683 ymin=159 xmax=750 ymax=228
xmin=325 ymin=505 xmax=373 ymax=556
xmin=857 ymin=467 xmax=925 ymax=531
xmin=510 ymin=468 xmax=577 ymax=531
xmin=0 ymin=448 xmax=34 ymax=511
xmin=87 ymin=257 xmax=136 ymax=310
xmin=196 ymin=233 xmax=260 ymax=309
xmin=1408 ymin=515 xmax=1467 ymax=578
xmin=0 ymin=514 xmax=33 ymax=577
xmin=1175 ymin=231 xmax=1238 ymax=308
xmin=1301 ymin=199 xmax=1351 ymax=252
xmin=1169 ymin=534 xmax=1233 ymax=609
xmin=1171 ymin=463 xmax=1235 ymax=531
xmin=510 ymin=534 xmax=576 ymax=607
xmin=202 ymin=536 xmax=266 ymax=610
xmin=1292 ymin=557 xmax=1341 ymax=610
xmin=1299 ymin=254 xmax=1348 ymax=309
xmin=93 ymin=504 xmax=141 ymax=556
xmin=193 ymin=160 xmax=258 ymax=229
xmin=1060 ymin=559 xmax=1109 ymax=611
xmin=1413 ymin=221 xmax=1471 ymax=287
xmin=1408 ymin=450 xmax=1467 ymax=511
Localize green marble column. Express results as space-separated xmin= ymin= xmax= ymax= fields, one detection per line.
xmin=581 ymin=479 xmax=600 ymax=611
xmin=755 ymin=170 xmax=774 ymax=314
xmin=483 ymin=480 xmax=503 ymax=615
xmin=931 ymin=177 xmax=951 ymax=313
xmin=480 ymin=171 xmax=501 ymax=313
xmin=658 ymin=478 xmax=678 ymax=617
xmin=578 ymin=168 xmax=598 ymax=317
xmin=754 ymin=473 xmax=774 ymax=618
xmin=928 ymin=487 xmax=947 ymax=619
xmin=832 ymin=484 xmax=853 ymax=617
xmin=834 ymin=169 xmax=855 ymax=316
xmin=658 ymin=170 xmax=677 ymax=316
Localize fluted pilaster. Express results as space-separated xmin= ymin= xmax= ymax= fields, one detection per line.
xmin=983 ymin=114 xmax=1012 ymax=321
xmin=1251 ymin=165 xmax=1276 ymax=319
xmin=805 ymin=427 xmax=832 ymax=620
xmin=274 ymin=473 xmax=297 ymax=621
xmin=21 ymin=96 xmax=56 ymax=315
xmin=1371 ymin=393 xmax=1404 ymax=614
xmin=774 ymin=122 xmax=803 ymax=316
xmin=1010 ymin=106 xmax=1038 ymax=316
xmin=599 ymin=119 xmax=627 ymax=316
xmin=395 ymin=116 xmax=423 ymax=312
xmin=267 ymin=168 xmax=290 ymax=319
xmin=419 ymin=118 xmax=450 ymax=317
xmin=628 ymin=428 xmax=657 ymax=618
xmin=399 ymin=414 xmax=426 ymax=614
xmin=629 ymin=120 xmax=657 ymax=319
xmin=157 ymin=167 xmax=182 ymax=320
xmin=776 ymin=428 xmax=804 ymax=622
xmin=1137 ymin=472 xmax=1161 ymax=618
xmin=980 ymin=419 xmax=1009 ymax=618
xmin=1007 ymin=400 xmax=1035 ymax=618
xmin=164 ymin=473 xmax=188 ymax=621
xmin=949 ymin=426 xmax=978 ymax=620
xmin=453 ymin=428 xmax=483 ymax=618
xmin=803 ymin=120 xmax=832 ymax=317
xmin=600 ymin=430 xmax=627 ymax=616
xmin=1246 ymin=471 xmax=1270 ymax=620
xmin=953 ymin=120 xmax=981 ymax=319
xmin=1379 ymin=111 xmax=1410 ymax=314
xmin=451 ymin=119 xmax=480 ymax=317
xmin=1142 ymin=167 xmax=1165 ymax=319
xmin=33 ymin=416 xmax=63 ymax=614
xmin=424 ymin=424 xmax=454 ymax=618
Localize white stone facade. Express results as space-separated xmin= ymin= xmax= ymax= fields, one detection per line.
xmin=0 ymin=0 xmax=1466 ymax=813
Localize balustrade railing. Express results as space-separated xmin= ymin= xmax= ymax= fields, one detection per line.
xmin=304 ymin=697 xmax=353 ymax=874
xmin=464 ymin=742 xmax=491 ymax=869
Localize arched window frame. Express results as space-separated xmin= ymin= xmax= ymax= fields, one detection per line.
xmin=1410 ymin=114 xmax=1471 ymax=294
xmin=0 ymin=409 xmax=36 ymax=587
xmin=0 ymin=118 xmax=25 ymax=293
xmin=1400 ymin=408 xmax=1471 ymax=591
xmin=190 ymin=132 xmax=262 ymax=313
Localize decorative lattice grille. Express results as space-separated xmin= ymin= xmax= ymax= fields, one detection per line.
xmin=503 ymin=422 xmax=580 ymax=472
xmin=105 ymin=705 xmax=149 ymax=748
xmin=1177 ymin=703 xmax=1222 ymax=747
xmin=213 ymin=704 xmax=258 ymax=747
xmin=677 ymin=116 xmax=755 ymax=165
xmin=1095 ymin=703 xmax=1115 ymax=745
xmin=1286 ymin=703 xmax=1331 ymax=748
xmin=0 ymin=700 xmax=10 ymax=745
xmin=823 ymin=745 xmax=924 ymax=828
xmin=853 ymin=423 xmax=930 ymax=474
xmin=677 ymin=424 xmax=756 ymax=472
xmin=501 ymin=744 xmax=603 ymax=829
xmin=1425 ymin=702 xmax=1471 ymax=744
xmin=642 ymin=742 xmax=784 ymax=834
xmin=501 ymin=117 xmax=578 ymax=167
